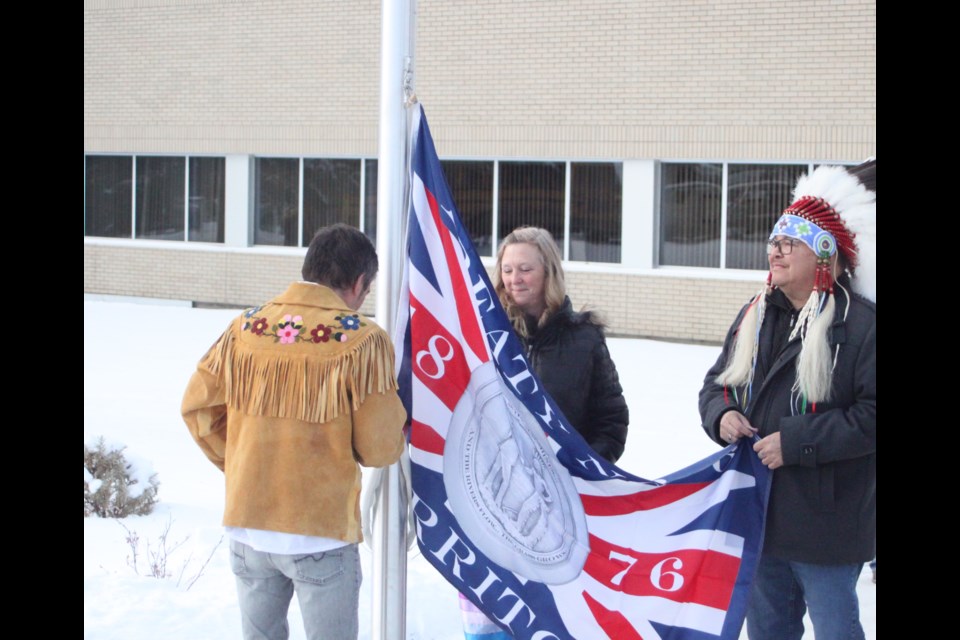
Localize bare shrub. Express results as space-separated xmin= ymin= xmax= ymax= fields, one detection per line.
xmin=84 ymin=437 xmax=159 ymax=518
xmin=119 ymin=518 xmax=223 ymax=589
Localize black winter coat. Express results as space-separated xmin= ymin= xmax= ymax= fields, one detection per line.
xmin=699 ymin=281 xmax=876 ymax=564
xmin=523 ymin=298 xmax=629 ymax=463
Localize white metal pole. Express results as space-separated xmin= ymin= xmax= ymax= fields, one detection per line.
xmin=372 ymin=0 xmax=415 ymax=638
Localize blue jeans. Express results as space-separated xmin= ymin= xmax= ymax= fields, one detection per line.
xmin=229 ymin=539 xmax=361 ymax=640
xmin=747 ymin=555 xmax=865 ymax=640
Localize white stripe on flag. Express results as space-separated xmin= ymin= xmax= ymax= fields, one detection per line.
xmin=409 ymin=445 xmax=444 ymax=474
xmin=412 ymin=379 xmax=453 ymax=437
xmin=574 ymin=476 xmax=672 ymax=497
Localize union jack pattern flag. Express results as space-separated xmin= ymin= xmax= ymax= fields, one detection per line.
xmin=394 ymin=105 xmax=771 ymax=640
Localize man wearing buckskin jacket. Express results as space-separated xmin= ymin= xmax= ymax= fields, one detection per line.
xmin=182 ymin=224 xmax=406 ymax=640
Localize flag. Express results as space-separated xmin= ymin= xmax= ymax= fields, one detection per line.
xmin=395 ymin=105 xmax=771 ymax=640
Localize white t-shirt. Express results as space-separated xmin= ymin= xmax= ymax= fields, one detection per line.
xmin=226 ymin=527 xmax=348 ymax=555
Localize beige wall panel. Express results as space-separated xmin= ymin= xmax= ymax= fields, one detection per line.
xmin=86 ymin=0 xmax=875 ymax=160
xmin=85 ymin=243 xmax=759 ymax=342
xmin=85 ymin=0 xmax=382 ymax=155
xmin=84 ymin=244 xmax=298 ymax=307
xmin=413 ymin=0 xmax=875 ymax=160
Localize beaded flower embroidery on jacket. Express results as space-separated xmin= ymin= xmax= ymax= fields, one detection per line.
xmin=241 ymin=310 xmax=366 ymax=344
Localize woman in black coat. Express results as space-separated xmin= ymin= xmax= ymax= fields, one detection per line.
xmin=458 ymin=226 xmax=631 ymax=639
xmin=493 ymin=226 xmax=629 ymax=463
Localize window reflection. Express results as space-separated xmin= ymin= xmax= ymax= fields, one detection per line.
xmin=188 ymin=157 xmax=225 ymax=243
xmin=303 ymin=159 xmax=361 ymax=246
xmin=659 ymin=163 xmax=722 ymax=267
xmin=659 ymin=162 xmax=807 ymax=269
xmin=498 ymin=162 xmax=566 ymax=250
xmin=571 ymin=163 xmax=622 ymax=263
xmin=254 ymin=158 xmax=299 ymax=247
xmin=85 ymin=156 xmax=133 ymax=238
xmin=136 ymin=156 xmax=185 ymax=241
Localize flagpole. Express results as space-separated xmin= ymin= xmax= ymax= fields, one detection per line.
xmin=372 ymin=0 xmax=416 ymax=639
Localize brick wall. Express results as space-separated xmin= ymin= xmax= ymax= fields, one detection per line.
xmin=84 ymin=0 xmax=382 ymax=156
xmin=85 ymin=241 xmax=759 ymax=342
xmin=84 ymin=0 xmax=875 ymax=160
xmin=564 ymin=270 xmax=758 ymax=341
xmin=418 ymin=0 xmax=876 ymax=160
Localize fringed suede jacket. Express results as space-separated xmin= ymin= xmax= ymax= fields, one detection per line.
xmin=182 ymin=282 xmax=406 ymax=543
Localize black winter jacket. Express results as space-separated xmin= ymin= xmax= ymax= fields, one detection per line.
xmin=699 ymin=280 xmax=876 ymax=564
xmin=523 ymin=298 xmax=629 ymax=463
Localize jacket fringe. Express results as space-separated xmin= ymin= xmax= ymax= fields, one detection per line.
xmin=202 ymin=323 xmax=398 ymax=424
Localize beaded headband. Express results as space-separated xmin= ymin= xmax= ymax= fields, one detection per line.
xmin=770 ymin=213 xmax=837 ymax=258
xmin=778 ymin=195 xmax=858 ymax=270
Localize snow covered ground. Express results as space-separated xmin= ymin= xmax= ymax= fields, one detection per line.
xmin=83 ymin=299 xmax=875 ymax=639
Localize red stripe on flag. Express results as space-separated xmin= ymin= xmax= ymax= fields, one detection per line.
xmin=409 ymin=294 xmax=471 ymax=411
xmin=423 ymin=187 xmax=489 ymax=364
xmin=410 ymin=419 xmax=445 ymax=455
xmin=584 ymin=534 xmax=739 ymax=609
xmin=580 ymin=482 xmax=710 ymax=516
xmin=582 ymin=590 xmax=645 ymax=640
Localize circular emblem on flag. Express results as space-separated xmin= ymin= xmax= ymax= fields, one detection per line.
xmin=444 ymin=362 xmax=589 ymax=584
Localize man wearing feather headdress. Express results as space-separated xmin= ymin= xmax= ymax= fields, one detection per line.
xmin=699 ymin=161 xmax=876 ymax=640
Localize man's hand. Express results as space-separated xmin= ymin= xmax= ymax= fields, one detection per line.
xmin=719 ymin=411 xmax=757 ymax=444
xmin=753 ymin=433 xmax=784 ymax=469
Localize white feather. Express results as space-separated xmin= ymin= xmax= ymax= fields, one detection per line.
xmin=793 ymin=165 xmax=876 ymax=303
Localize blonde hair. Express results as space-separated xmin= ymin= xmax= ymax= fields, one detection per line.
xmin=494 ymin=227 xmax=567 ymax=338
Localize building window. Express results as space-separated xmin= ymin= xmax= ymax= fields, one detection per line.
xmin=255 ymin=157 xmax=370 ymax=247
xmin=659 ymin=162 xmax=808 ymax=269
xmin=363 ymin=159 xmax=378 ymax=246
xmin=136 ymin=156 xmax=185 ymax=240
xmin=442 ymin=161 xmax=494 ymax=257
xmin=85 ymin=153 xmax=623 ymax=260
xmin=254 ymin=158 xmax=299 ymax=247
xmin=303 ymin=159 xmax=361 ymax=245
xmin=430 ymin=160 xmax=622 ymax=263
xmin=726 ymin=164 xmax=807 ymax=270
xmin=189 ymin=157 xmax=226 ymax=243
xmin=85 ymin=156 xmax=133 ymax=238
xmin=570 ymin=163 xmax=622 ymax=263
xmin=85 ymin=155 xmax=225 ymax=242
xmin=498 ymin=161 xmax=566 ymax=251
xmin=659 ymin=163 xmax=722 ymax=267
